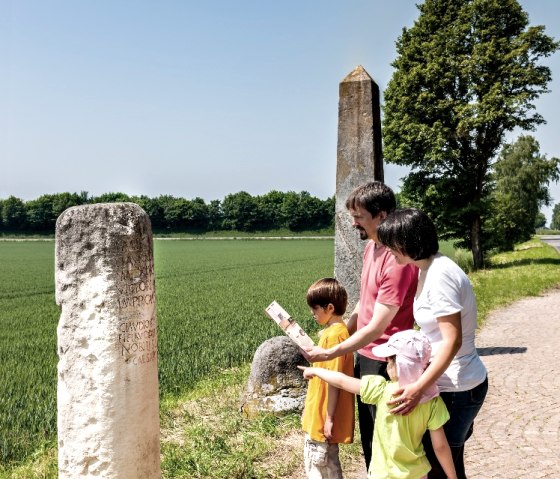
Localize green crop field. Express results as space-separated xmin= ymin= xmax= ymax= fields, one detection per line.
xmin=0 ymin=239 xmax=334 ymax=465
xmin=2 ymin=237 xmax=559 ymax=476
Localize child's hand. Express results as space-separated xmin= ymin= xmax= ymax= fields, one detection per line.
xmin=323 ymin=416 xmax=334 ymax=441
xmin=297 ymin=365 xmax=316 ymax=379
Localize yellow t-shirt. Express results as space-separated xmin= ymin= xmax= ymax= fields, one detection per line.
xmin=301 ymin=322 xmax=355 ymax=444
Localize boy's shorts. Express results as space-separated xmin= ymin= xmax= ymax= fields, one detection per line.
xmin=303 ymin=434 xmax=343 ymax=479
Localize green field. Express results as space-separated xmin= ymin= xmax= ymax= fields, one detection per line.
xmin=0 ymin=239 xmax=334 ymax=464
xmin=2 ymin=237 xmax=559 ymax=473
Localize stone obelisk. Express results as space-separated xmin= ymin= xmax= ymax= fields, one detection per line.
xmin=335 ymin=65 xmax=383 ymax=314
xmin=55 ymin=203 xmax=160 ymax=478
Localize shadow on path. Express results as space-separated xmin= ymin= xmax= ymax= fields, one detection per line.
xmin=476 ymin=346 xmax=527 ymax=356
xmin=487 ymin=257 xmax=560 ymax=269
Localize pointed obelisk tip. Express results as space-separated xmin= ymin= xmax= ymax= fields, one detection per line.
xmin=341 ymin=65 xmax=374 ymax=83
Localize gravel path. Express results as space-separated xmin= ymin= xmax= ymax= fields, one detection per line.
xmin=464 ymin=288 xmax=560 ymax=478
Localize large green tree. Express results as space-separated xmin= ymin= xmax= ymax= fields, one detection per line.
xmin=1 ymin=196 xmax=27 ymax=231
xmin=221 ymin=191 xmax=259 ymax=231
xmin=534 ymin=212 xmax=547 ymax=230
xmin=485 ymin=135 xmax=559 ymax=250
xmin=26 ymin=192 xmax=88 ymax=231
xmin=135 ymin=195 xmax=165 ymax=229
xmin=383 ymin=0 xmax=559 ymax=268
xmin=281 ymin=191 xmax=332 ymax=231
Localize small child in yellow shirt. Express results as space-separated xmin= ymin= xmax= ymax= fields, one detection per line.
xmin=301 ymin=278 xmax=355 ymax=479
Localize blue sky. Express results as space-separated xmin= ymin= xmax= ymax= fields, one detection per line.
xmin=2 ymin=0 xmax=560 ymax=223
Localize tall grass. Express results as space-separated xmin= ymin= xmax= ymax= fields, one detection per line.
xmin=471 ymin=238 xmax=560 ymax=323
xmin=154 ymin=240 xmax=334 ymax=394
xmin=439 ymin=240 xmax=474 ymax=273
xmin=0 ymin=242 xmax=58 ymax=464
xmin=0 ymin=239 xmax=334 ymax=465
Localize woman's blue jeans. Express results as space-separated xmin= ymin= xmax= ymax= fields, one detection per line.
xmin=423 ymin=376 xmax=489 ymax=479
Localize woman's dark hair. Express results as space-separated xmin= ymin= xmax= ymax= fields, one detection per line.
xmin=306 ymin=278 xmax=348 ymax=316
xmin=377 ymin=208 xmax=439 ymax=260
xmin=345 ymin=181 xmax=396 ymax=217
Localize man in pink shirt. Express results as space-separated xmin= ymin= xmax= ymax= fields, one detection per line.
xmin=305 ymin=181 xmax=418 ymax=470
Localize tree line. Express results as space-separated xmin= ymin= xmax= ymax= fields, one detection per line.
xmin=2 ymin=137 xmax=557 ymax=247
xmin=0 ymin=190 xmax=335 ymax=234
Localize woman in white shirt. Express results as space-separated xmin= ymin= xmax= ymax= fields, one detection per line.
xmin=377 ymin=208 xmax=487 ymax=479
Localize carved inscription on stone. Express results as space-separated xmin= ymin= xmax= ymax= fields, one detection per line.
xmin=116 ymin=240 xmax=157 ymax=366
xmin=56 ymin=203 xmax=161 ymax=479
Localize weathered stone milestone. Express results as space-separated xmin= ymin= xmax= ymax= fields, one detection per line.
xmin=55 ymin=203 xmax=160 ymax=478
xmin=240 ymin=336 xmax=308 ymax=419
xmin=335 ymin=65 xmax=384 ymax=313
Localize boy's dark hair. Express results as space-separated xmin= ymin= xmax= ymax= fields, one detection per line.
xmin=377 ymin=208 xmax=439 ymax=260
xmin=345 ymin=181 xmax=396 ymax=217
xmin=306 ymin=278 xmax=348 ymax=316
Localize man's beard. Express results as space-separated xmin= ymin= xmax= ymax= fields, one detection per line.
xmin=356 ymin=227 xmax=368 ymax=240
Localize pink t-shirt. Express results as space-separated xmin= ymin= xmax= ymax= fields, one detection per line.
xmin=357 ymin=241 xmax=418 ymax=360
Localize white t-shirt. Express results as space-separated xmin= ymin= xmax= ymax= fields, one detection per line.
xmin=414 ymin=253 xmax=487 ymax=392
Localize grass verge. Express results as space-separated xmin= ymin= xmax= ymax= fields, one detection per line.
xmin=159 ymin=365 xmax=304 ymax=478
xmin=154 ymin=228 xmax=334 ymax=238
xmin=471 ymin=238 xmax=560 ymax=324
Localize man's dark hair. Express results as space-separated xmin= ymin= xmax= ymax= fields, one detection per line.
xmin=345 ymin=181 xmax=396 ymax=217
xmin=306 ymin=278 xmax=348 ymax=316
xmin=377 ymin=208 xmax=439 ymax=260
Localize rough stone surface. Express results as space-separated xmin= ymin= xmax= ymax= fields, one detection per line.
xmin=56 ymin=203 xmax=160 ymax=479
xmin=241 ymin=336 xmax=309 ymax=418
xmin=335 ymin=65 xmax=383 ymax=313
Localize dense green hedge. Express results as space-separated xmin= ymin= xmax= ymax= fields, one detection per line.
xmin=0 ymin=191 xmax=335 ymax=235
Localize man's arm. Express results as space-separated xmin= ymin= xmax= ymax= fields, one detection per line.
xmin=429 ymin=427 xmax=458 ymax=479
xmin=344 ymin=301 xmax=360 ymax=335
xmin=303 ymin=302 xmax=398 ymax=362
